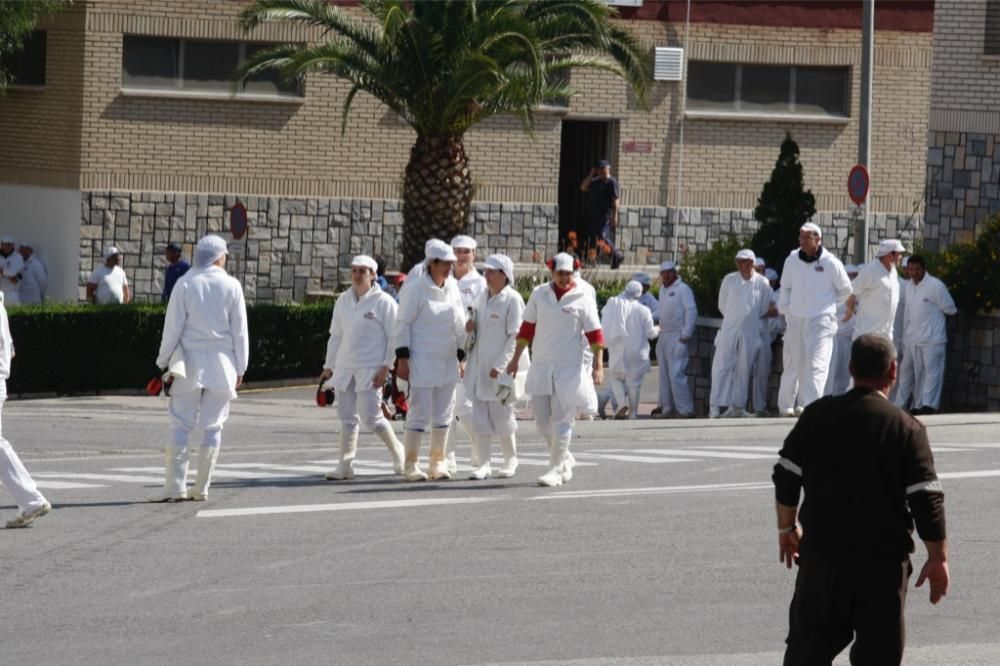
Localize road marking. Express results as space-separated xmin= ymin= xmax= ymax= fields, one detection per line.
xmin=938 ymin=469 xmax=1000 ymax=479
xmin=197 ymin=496 xmax=504 ymax=519
xmin=34 ymin=480 xmax=107 ymax=489
xmin=633 ymin=448 xmax=776 ymax=460
xmin=33 ymin=472 xmax=164 ymax=483
xmin=573 ymin=452 xmax=696 ymax=464
xmin=531 ymin=481 xmax=773 ymax=501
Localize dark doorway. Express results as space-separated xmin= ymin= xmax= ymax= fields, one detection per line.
xmin=558 ymin=120 xmax=614 ymax=254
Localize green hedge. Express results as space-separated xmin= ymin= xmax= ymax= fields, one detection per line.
xmin=6 ymin=303 xmax=332 ymax=395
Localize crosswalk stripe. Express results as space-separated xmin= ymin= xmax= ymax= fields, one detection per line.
xmin=531 ymin=481 xmax=773 ymax=500
xmin=633 ymin=448 xmax=776 ymax=460
xmin=33 ymin=472 xmax=163 ymax=483
xmin=938 ymin=469 xmax=1000 ymax=479
xmin=573 ymin=453 xmax=696 ymax=464
xmin=197 ymin=496 xmax=504 ymax=519
xmin=35 ymin=480 xmax=107 ymax=489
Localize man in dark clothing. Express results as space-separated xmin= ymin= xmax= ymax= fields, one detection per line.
xmin=579 ymin=159 xmax=623 ymax=269
xmin=162 ymin=241 xmax=190 ymax=303
xmin=772 ymin=333 xmax=949 ymax=666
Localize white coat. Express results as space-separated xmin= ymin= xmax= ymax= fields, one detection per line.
xmin=18 ymin=256 xmax=47 ymax=304
xmin=902 ymin=273 xmax=957 ymax=348
xmin=156 ymin=266 xmax=250 ymax=400
xmin=658 ymin=278 xmax=697 ymax=336
xmin=523 ymin=281 xmax=601 ymax=409
xmin=779 ymin=248 xmax=853 ymax=319
xmin=465 ymin=285 xmax=527 ymax=402
xmin=638 ymin=291 xmax=659 ymax=323
xmin=711 ymin=271 xmax=771 ymax=408
xmin=0 ymin=252 xmax=24 ymax=306
xmin=851 ymin=259 xmax=900 ymax=339
xmin=394 ymin=272 xmax=466 ymax=388
xmin=0 ymin=300 xmax=12 ymax=378
xmin=324 ymin=282 xmax=397 ymax=392
xmin=601 ymin=294 xmax=658 ymax=385
xmin=455 ymin=268 xmax=486 ymax=310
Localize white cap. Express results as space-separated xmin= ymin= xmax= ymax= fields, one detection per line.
xmin=552 ymin=252 xmax=576 ymax=272
xmin=877 ymin=238 xmax=906 ymax=257
xmin=102 ymin=246 xmax=121 ymax=259
xmin=624 ymin=281 xmax=643 ymax=299
xmin=901 ymin=256 xmax=910 ymax=268
xmin=19 ymin=240 xmax=33 ymax=249
xmin=351 ymin=254 xmax=378 ymax=272
xmin=631 ymin=272 xmax=651 ymax=285
xmin=1 ymin=235 xmax=16 ymax=245
xmin=659 ymin=260 xmax=677 ymax=272
xmin=424 ymin=239 xmax=457 ymax=263
xmin=800 ymin=222 xmax=822 ymax=238
xmin=754 ymin=257 xmax=766 ymax=267
xmin=484 ymin=254 xmax=514 ymax=285
xmin=450 ymin=235 xmax=477 ymax=250
xmin=764 ymin=268 xmax=779 ymax=281
xmin=194 ymin=235 xmax=228 ymax=267
xmin=844 ymin=264 xmax=858 ymax=274
xmin=736 ymin=248 xmax=756 ymax=261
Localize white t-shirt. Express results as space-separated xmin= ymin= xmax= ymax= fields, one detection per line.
xmin=89 ymin=264 xmax=129 ymax=304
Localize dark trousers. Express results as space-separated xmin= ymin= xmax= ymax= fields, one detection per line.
xmin=784 ymin=553 xmax=912 ymax=666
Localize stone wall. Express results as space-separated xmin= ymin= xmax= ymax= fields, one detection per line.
xmin=924 ymin=130 xmax=1000 ymax=251
xmin=943 ymin=313 xmax=1000 ymax=412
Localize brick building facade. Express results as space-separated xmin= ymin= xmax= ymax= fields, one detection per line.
xmin=0 ymin=0 xmax=933 ymax=302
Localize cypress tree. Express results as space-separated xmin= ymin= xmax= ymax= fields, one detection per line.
xmin=751 ymin=133 xmax=817 ymax=269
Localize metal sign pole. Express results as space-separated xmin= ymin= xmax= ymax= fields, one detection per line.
xmin=854 ymin=0 xmax=874 ymax=264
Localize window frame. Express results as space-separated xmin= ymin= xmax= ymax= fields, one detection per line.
xmin=3 ymin=30 xmax=48 ymax=90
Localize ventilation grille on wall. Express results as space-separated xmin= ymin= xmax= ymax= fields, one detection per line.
xmin=653 ymin=47 xmax=684 ymax=81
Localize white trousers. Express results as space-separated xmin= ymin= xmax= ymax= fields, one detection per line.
xmin=453 ymin=381 xmax=473 ymax=419
xmin=532 ymin=393 xmax=576 ymax=441
xmin=777 ymin=337 xmax=799 ymax=412
xmin=471 ymin=399 xmax=517 ymax=438
xmin=893 ymin=344 xmax=915 ymax=409
xmin=168 ymin=389 xmax=232 ymax=448
xmin=656 ymin=332 xmax=693 ymax=415
xmin=406 ymin=384 xmax=457 ymax=432
xmin=0 ymin=380 xmax=47 ymax=511
xmin=910 ymin=343 xmax=947 ymax=410
xmin=337 ymin=377 xmax=390 ymax=434
xmin=610 ymin=376 xmax=641 ymax=419
xmin=709 ymin=332 xmax=757 ymax=410
xmin=824 ymin=335 xmax=852 ymax=396
xmin=751 ymin=333 xmax=772 ymax=412
xmin=782 ymin=313 xmax=837 ymax=409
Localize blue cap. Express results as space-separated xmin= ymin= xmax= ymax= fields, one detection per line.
xmin=595 ymin=159 xmax=611 ymax=168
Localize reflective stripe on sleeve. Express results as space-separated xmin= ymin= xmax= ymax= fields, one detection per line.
xmin=906 ymin=479 xmax=944 ymax=495
xmin=777 ymin=457 xmax=802 ymax=476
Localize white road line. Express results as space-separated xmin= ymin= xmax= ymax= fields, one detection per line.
xmin=531 ymin=481 xmax=773 ymax=500
xmin=696 ymin=446 xmax=780 ymax=453
xmin=33 ymin=472 xmax=164 ymax=483
xmin=633 ymin=448 xmax=776 ymax=460
xmin=197 ymin=496 xmax=504 ymax=519
xmin=572 ymin=453 xmax=697 ymax=464
xmin=938 ymin=469 xmax=1000 ymax=479
xmin=35 ymin=480 xmax=107 ymax=489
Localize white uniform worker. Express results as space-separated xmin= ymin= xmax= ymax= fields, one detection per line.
xmin=394 ymin=240 xmax=467 ymax=481
xmin=0 ymin=236 xmax=24 ymax=306
xmin=824 ymin=264 xmax=859 ymax=396
xmin=464 ymin=254 xmax=526 ymax=480
xmin=751 ymin=266 xmax=781 ymax=415
xmin=778 ymin=223 xmax=852 ymax=412
xmin=0 ymin=295 xmax=52 ymax=528
xmin=709 ymin=249 xmax=773 ymax=418
xmin=632 ymin=272 xmax=660 ymax=323
xmin=895 ymin=256 xmax=957 ymax=415
xmin=601 ymin=281 xmax=659 ymax=420
xmin=152 ymin=235 xmax=250 ymax=502
xmin=448 ymin=235 xmax=487 ymax=473
xmin=17 ymin=242 xmax=48 ymax=305
xmin=574 ymin=270 xmax=600 ymax=419
xmin=889 ymin=257 xmax=911 ymax=404
xmin=507 ymin=253 xmax=604 ymax=487
xmin=652 ymin=261 xmax=697 ymax=418
xmin=320 ymin=255 xmax=404 ymax=480
xmin=844 ymin=239 xmax=905 ymax=340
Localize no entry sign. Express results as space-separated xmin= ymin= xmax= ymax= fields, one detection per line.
xmin=848 ymin=164 xmax=870 ymax=206
xmin=230 ymin=202 xmax=249 ymax=240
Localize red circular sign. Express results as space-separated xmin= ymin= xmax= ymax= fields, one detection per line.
xmin=230 ymin=203 xmax=249 ymax=240
xmin=848 ymin=165 xmax=869 ymax=206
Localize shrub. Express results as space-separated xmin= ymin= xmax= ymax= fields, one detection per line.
xmin=678 ymin=234 xmax=747 ymax=318
xmin=750 ymin=133 xmax=817 ymax=270
xmin=6 ymin=302 xmax=333 ymax=395
xmin=920 ymin=213 xmax=1000 ymax=315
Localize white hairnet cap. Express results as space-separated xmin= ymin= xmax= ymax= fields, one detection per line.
xmin=844 ymin=264 xmax=858 ymax=273
xmin=194 ymin=235 xmax=228 ymax=267
xmin=800 ymin=222 xmax=823 ymax=238
xmin=552 ymin=252 xmax=575 ymax=272
xmin=351 ymin=254 xmax=378 ymax=272
xmin=764 ymin=268 xmax=779 ymax=281
xmin=631 ymin=272 xmax=651 ymax=285
xmin=425 ymin=239 xmax=457 ymax=263
xmin=103 ymin=246 xmax=121 ymax=259
xmin=624 ymin=280 xmax=643 ymax=299
xmin=450 ymin=235 xmax=476 ymax=250
xmin=0 ymin=235 xmax=14 ymax=245
xmin=754 ymin=257 xmax=766 ymax=267
xmin=735 ymin=248 xmax=756 ymax=261
xmin=484 ymin=254 xmax=514 ymax=284
xmin=877 ymin=238 xmax=906 ymax=257
xmin=659 ymin=260 xmax=677 ymax=272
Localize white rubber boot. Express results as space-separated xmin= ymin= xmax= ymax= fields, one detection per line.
xmin=402 ymin=430 xmax=427 ymax=482
xmin=538 ymin=433 xmax=570 ymax=487
xmin=428 ymin=428 xmax=452 ymax=480
xmin=188 ymin=446 xmax=220 ymax=501
xmin=496 ymin=434 xmax=518 ymax=478
xmin=374 ymin=424 xmax=405 ymax=475
xmin=468 ymin=434 xmax=492 ymax=480
xmin=148 ymin=442 xmax=189 ymax=502
xmin=326 ymin=429 xmax=358 ymax=480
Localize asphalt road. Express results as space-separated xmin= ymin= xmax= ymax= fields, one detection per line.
xmin=3 ymin=387 xmax=999 ymax=665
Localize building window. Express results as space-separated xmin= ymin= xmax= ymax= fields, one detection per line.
xmin=1 ymin=31 xmax=47 ymax=87
xmin=121 ymin=36 xmax=302 ymax=98
xmin=987 ymin=0 xmax=1000 ymax=55
xmin=686 ymin=62 xmax=849 ymax=118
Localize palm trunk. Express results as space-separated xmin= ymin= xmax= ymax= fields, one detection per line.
xmin=401 ymin=133 xmax=474 ymax=272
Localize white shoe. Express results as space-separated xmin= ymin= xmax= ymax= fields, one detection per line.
xmin=537 ymin=466 xmax=564 ymax=487
xmin=709 ymin=406 xmax=721 ymax=419
xmin=429 ymin=429 xmax=452 ymax=480
xmin=402 ymin=430 xmax=427 ymax=481
xmin=497 ymin=435 xmax=518 ymax=478
xmin=782 ymin=408 xmax=796 ymax=417
xmin=446 ymin=451 xmax=459 ymax=476
xmin=6 ymin=501 xmax=52 ymax=528
xmin=325 ymin=461 xmax=355 ymax=481
xmin=468 ymin=463 xmax=492 ymax=480
xmin=560 ymin=460 xmax=573 ymax=484
xmin=403 ymin=463 xmax=428 ymax=482
xmin=721 ymin=406 xmax=744 ymax=418
xmin=794 ymin=406 xmax=804 ymax=417
xmin=496 ymin=461 xmax=518 ymax=478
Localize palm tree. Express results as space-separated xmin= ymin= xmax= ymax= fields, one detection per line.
xmin=238 ymin=0 xmax=652 ymax=270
